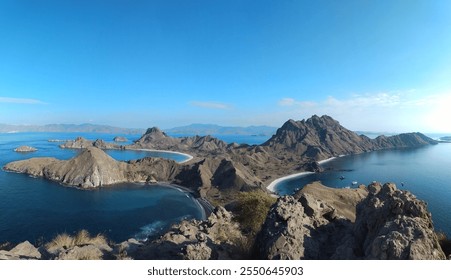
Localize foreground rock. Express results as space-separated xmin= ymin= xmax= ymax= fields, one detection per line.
xmin=131 ymin=207 xmax=246 ymax=260
xmin=255 ymin=182 xmax=446 ymax=260
xmin=14 ymin=146 xmax=37 ymax=152
xmin=0 ymin=241 xmax=41 ymax=260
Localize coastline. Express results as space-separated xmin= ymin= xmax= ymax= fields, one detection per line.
xmin=266 ymin=156 xmax=338 ymax=194
xmin=155 ymin=182 xmax=210 ymax=220
xmin=134 ymin=148 xmax=194 ymax=164
xmin=266 ymin=171 xmax=315 ymax=193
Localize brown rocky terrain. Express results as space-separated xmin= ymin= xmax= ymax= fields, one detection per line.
xmin=60 ymin=137 xmax=123 ymax=150
xmin=255 ymin=182 xmax=446 ymax=260
xmin=129 ymin=127 xmax=233 ymax=156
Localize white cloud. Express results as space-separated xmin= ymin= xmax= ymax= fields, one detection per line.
xmin=0 ymin=97 xmax=46 ymax=104
xmin=278 ymin=98 xmax=296 ymax=106
xmin=190 ymin=101 xmax=231 ymax=110
xmin=275 ymin=91 xmax=451 ymax=132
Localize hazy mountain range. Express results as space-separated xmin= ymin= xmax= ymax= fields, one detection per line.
xmin=0 ymin=123 xmax=278 ymax=136
xmin=0 ymin=123 xmax=144 ymax=134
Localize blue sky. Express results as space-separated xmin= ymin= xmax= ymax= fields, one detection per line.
xmin=1 ymin=0 xmax=450 ymax=132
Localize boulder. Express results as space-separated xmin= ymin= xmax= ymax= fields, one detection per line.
xmin=0 ymin=241 xmax=41 ymax=260
xmin=132 ymin=207 xmax=246 ymax=260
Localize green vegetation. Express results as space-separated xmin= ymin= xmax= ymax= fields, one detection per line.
xmin=233 ymin=190 xmax=277 ymax=236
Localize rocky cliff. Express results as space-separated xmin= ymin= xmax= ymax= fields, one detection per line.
xmin=255 ymin=182 xmax=446 ymax=260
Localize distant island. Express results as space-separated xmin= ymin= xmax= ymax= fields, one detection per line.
xmin=0 ymin=122 xmax=278 ymax=137
xmin=0 ymin=123 xmax=144 ymax=134
xmin=2 ymin=115 xmax=448 ymax=260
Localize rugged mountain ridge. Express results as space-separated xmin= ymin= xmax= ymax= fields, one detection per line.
xmin=130 ymin=127 xmax=233 ymax=155
xmin=262 ymin=115 xmax=437 ymax=160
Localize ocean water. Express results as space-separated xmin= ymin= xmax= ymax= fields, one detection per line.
xmin=0 ymin=132 xmax=201 ymax=244
xmin=275 ymin=143 xmax=451 ymax=236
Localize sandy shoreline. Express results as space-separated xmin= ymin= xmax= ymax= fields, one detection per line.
xmin=266 ymin=171 xmax=315 ymax=193
xmin=134 ymin=148 xmax=194 ymax=163
xmin=266 ymin=156 xmax=338 ymax=193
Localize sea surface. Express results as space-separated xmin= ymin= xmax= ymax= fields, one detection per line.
xmin=274 ymin=142 xmax=451 ymax=236
xmin=0 ymin=132 xmax=201 ymax=244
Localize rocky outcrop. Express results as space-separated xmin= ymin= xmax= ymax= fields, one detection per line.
xmin=113 ymin=136 xmax=128 ymax=142
xmin=255 ymin=182 xmax=446 ymax=260
xmin=130 ymin=127 xmax=233 ymax=155
xmin=351 ymin=182 xmax=445 ymax=260
xmin=132 ymin=207 xmax=246 ymax=260
xmin=0 ymin=241 xmax=41 ymax=260
xmin=60 ymin=137 xmax=122 ymax=150
xmin=14 ymin=146 xmax=37 ymax=152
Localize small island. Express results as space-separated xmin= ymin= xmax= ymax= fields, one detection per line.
xmin=113 ymin=136 xmax=128 ymax=142
xmin=14 ymin=146 xmax=38 ymax=153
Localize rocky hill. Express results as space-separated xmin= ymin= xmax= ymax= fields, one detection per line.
xmin=4 ymin=147 xmax=130 ymax=188
xmin=60 ymin=137 xmax=123 ymax=150
xmin=129 ymin=127 xmax=233 ymax=155
xmin=262 ymin=115 xmax=437 ymax=161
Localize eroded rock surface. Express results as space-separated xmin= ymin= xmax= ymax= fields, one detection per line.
xmin=131 ymin=207 xmax=246 ymax=260
xmin=256 ymin=183 xmax=446 ymax=260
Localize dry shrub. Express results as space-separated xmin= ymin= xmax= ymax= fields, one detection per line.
xmin=234 ymin=190 xmax=277 ymax=236
xmin=46 ymin=230 xmax=108 ymax=253
xmin=46 ymin=233 xmax=74 ymax=252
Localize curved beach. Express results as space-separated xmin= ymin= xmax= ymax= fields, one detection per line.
xmin=135 ymin=148 xmax=194 ymax=163
xmin=266 ymin=156 xmax=337 ymax=194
